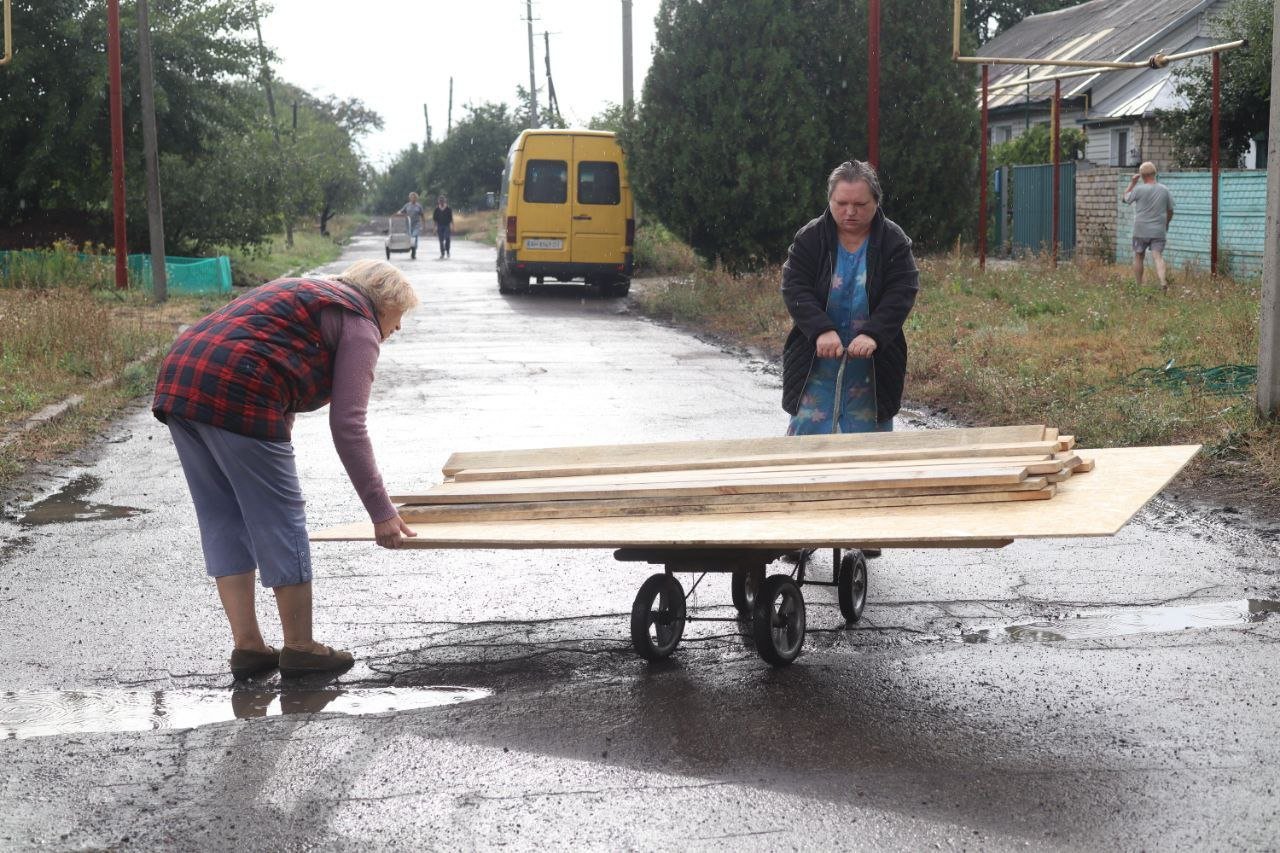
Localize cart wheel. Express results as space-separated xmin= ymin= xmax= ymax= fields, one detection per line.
xmin=731 ymin=567 xmax=763 ymax=618
xmin=630 ymin=573 xmax=686 ymax=661
xmin=838 ymin=551 xmax=869 ymax=624
xmin=385 ymin=247 xmax=391 ymax=260
xmin=751 ymin=575 xmax=806 ymax=666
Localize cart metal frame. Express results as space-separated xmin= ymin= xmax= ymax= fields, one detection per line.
xmin=613 ymin=546 xmax=870 ymax=666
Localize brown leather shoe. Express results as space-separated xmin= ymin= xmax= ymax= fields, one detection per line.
xmin=279 ymin=644 xmax=355 ymax=678
xmin=229 ymin=646 xmax=280 ymax=681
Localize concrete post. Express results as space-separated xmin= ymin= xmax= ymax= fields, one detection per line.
xmin=1258 ymin=0 xmax=1280 ymax=416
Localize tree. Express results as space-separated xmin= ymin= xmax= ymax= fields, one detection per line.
xmin=628 ymin=0 xmax=830 ymax=267
xmin=369 ymin=144 xmax=432 ymax=215
xmin=990 ymin=123 xmax=1087 ymax=168
xmin=0 ymin=0 xmax=260 ymax=221
xmin=628 ymin=0 xmax=979 ymax=267
xmin=1157 ymin=0 xmax=1272 ymax=168
xmin=423 ymin=102 xmax=522 ymax=209
xmin=965 ymin=1 xmax=1085 ymax=45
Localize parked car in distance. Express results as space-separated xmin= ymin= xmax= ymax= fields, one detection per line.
xmin=495 ymin=129 xmax=635 ymax=297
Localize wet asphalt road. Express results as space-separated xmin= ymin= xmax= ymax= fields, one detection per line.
xmin=2 ymin=233 xmax=1280 ymax=851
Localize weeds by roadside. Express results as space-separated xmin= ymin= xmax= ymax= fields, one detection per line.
xmin=453 ymin=210 xmax=499 ymax=245
xmin=223 ymin=217 xmax=358 ymax=287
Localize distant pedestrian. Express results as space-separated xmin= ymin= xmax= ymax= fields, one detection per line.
xmin=152 ymin=260 xmax=419 ymax=680
xmin=433 ymin=195 xmax=454 ymax=259
xmin=1123 ymin=162 xmax=1175 ymax=291
xmin=397 ymin=192 xmax=427 ymax=259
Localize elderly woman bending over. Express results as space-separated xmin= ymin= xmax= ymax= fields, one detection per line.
xmin=781 ymin=159 xmax=919 ymax=435
xmin=152 ymin=259 xmax=419 ymax=680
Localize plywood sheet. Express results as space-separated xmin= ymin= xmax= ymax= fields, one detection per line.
xmin=440 ymin=425 xmax=1048 ymax=477
xmin=316 ymin=445 xmax=1200 ymax=549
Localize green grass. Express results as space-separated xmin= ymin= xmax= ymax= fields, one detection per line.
xmin=224 ymin=217 xmax=358 ymax=287
xmin=633 ymin=245 xmax=1279 ymax=491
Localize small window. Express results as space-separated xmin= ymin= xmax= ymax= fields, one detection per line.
xmin=523 ymin=159 xmax=568 ymax=204
xmin=577 ymin=161 xmax=621 ymax=205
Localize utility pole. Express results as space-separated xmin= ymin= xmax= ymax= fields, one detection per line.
xmin=137 ymin=0 xmax=167 ymax=302
xmin=544 ymin=31 xmax=560 ymax=126
xmin=1258 ymin=0 xmax=1280 ymax=417
xmin=106 ymin=0 xmax=128 ymax=289
xmin=867 ymin=0 xmax=880 ymax=168
xmin=448 ymin=77 xmax=454 ymax=135
xmin=622 ymin=0 xmax=633 ymax=117
xmin=525 ymin=0 xmax=538 ymax=127
xmin=424 ymin=104 xmax=432 ymax=147
xmin=249 ymin=0 xmax=291 ymax=247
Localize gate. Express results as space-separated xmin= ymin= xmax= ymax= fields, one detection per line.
xmin=1010 ymin=163 xmax=1075 ymax=258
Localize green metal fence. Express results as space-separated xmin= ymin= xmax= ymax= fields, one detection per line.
xmin=1010 ymin=163 xmax=1076 ymax=258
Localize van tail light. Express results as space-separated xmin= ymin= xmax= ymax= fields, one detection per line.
xmin=625 ymin=218 xmax=635 ymax=247
xmin=506 ymin=216 xmax=517 ymax=244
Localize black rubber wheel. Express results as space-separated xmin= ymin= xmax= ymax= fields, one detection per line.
xmin=751 ymin=575 xmax=806 ymax=666
xmin=838 ymin=550 xmax=869 ymax=624
xmin=604 ymin=279 xmax=631 ymax=297
xmin=630 ymin=573 xmax=686 ymax=661
xmin=385 ymin=247 xmax=391 ymax=260
xmin=730 ymin=567 xmax=763 ymax=618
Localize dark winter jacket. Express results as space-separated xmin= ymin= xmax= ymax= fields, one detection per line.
xmin=781 ymin=206 xmax=919 ymax=419
xmin=152 ymin=278 xmax=377 ymax=441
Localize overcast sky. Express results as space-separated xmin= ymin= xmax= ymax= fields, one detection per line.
xmin=261 ymin=1 xmax=661 ymax=167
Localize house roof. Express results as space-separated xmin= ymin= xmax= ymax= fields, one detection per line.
xmin=979 ymin=0 xmax=1216 ymax=114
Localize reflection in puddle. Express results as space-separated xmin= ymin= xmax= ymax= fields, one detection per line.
xmin=963 ymin=599 xmax=1280 ymax=644
xmin=18 ymin=475 xmax=147 ymax=526
xmin=1 ymin=687 xmax=491 ymax=739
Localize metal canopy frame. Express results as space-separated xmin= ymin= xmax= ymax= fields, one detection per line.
xmin=952 ymin=0 xmax=1245 ymax=273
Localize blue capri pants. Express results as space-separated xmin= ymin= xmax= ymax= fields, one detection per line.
xmin=167 ymin=415 xmax=312 ymax=588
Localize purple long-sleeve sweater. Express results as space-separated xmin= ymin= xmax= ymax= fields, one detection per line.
xmin=318 ymin=305 xmax=397 ymax=524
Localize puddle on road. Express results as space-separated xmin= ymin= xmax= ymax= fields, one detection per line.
xmin=1 ymin=687 xmax=491 ymax=739
xmin=18 ymin=475 xmax=147 ymax=526
xmin=963 ymin=599 xmax=1280 ymax=644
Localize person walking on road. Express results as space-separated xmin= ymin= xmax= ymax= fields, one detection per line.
xmin=397 ymin=192 xmax=427 ymax=260
xmin=152 ymin=260 xmax=419 ymax=680
xmin=433 ymin=195 xmax=454 ymax=259
xmin=1123 ymin=162 xmax=1175 ymax=291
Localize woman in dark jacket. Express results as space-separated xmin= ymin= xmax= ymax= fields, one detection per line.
xmin=781 ymin=160 xmax=919 ymax=433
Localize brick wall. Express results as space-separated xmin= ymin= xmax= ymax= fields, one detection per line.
xmin=1075 ymin=166 xmax=1126 ymax=260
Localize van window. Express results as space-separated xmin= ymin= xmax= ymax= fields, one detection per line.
xmin=523 ymin=160 xmax=568 ymax=203
xmin=577 ymin=162 xmax=621 ymax=205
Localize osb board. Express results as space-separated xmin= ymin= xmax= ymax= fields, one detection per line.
xmin=440 ymin=425 xmax=1050 ymax=477
xmin=314 ymin=445 xmax=1199 ymax=550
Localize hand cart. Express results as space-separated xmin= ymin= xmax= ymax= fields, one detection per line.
xmin=314 ymin=444 xmax=1199 ymax=667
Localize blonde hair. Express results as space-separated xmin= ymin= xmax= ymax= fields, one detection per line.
xmin=333 ymin=259 xmax=419 ymax=319
xmin=1139 ymin=161 xmax=1157 ymax=177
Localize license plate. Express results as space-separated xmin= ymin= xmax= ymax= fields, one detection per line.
xmin=524 ymin=238 xmax=563 ymax=250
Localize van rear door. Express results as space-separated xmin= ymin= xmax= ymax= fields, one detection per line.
xmin=517 ymin=135 xmax=572 ymax=266
xmin=570 ymin=135 xmax=626 ymax=266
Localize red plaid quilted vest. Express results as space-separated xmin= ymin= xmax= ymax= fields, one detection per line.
xmin=152 ymin=278 xmax=377 ymax=440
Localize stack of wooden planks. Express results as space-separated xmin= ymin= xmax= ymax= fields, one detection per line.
xmin=391 ymin=425 xmax=1093 ymax=525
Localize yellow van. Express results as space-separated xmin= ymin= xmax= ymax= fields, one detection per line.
xmin=496 ymin=129 xmax=635 ymax=297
